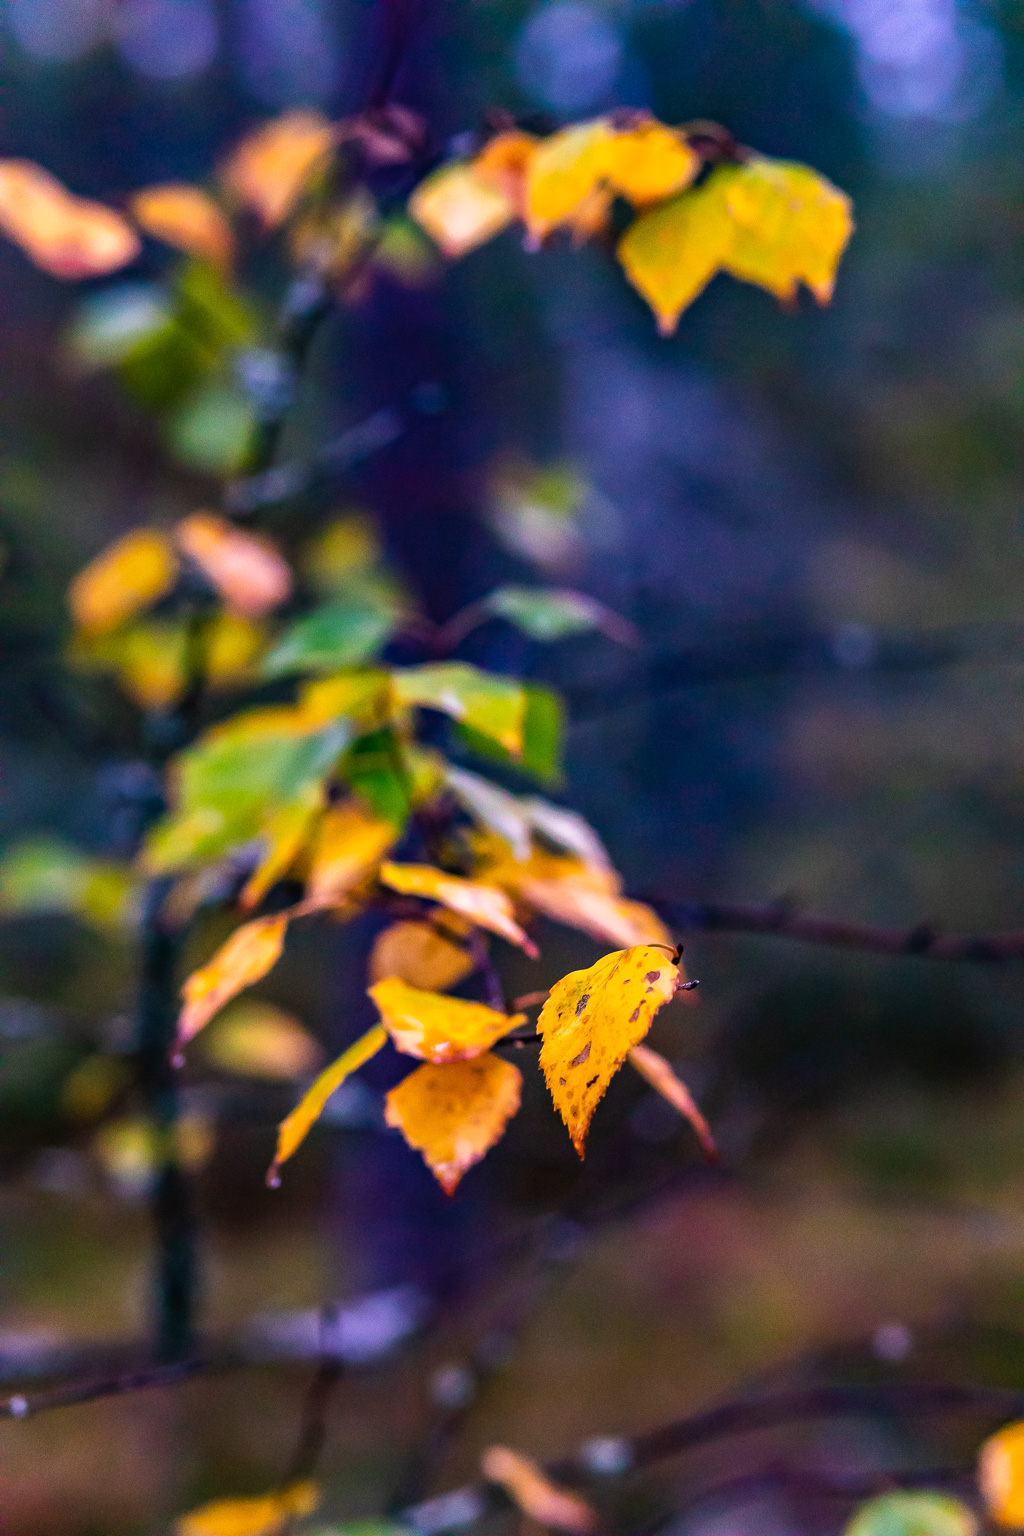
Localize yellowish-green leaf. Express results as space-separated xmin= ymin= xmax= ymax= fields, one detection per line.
xmin=176 ymin=1481 xmax=320 ymax=1536
xmin=617 ymin=174 xmax=736 ymax=335
xmin=844 ymin=1494 xmax=976 ymax=1536
xmin=220 ymin=110 xmax=335 ymax=227
xmin=409 ymin=162 xmax=515 ymax=258
xmin=201 ymin=1000 xmax=323 ymax=1082
xmin=379 ymin=860 xmax=537 ymax=954
xmin=538 ymin=945 xmax=680 ymax=1154
xmin=175 ymin=512 xmax=292 ymax=618
xmin=384 ymin=1053 xmax=522 ymax=1193
xmin=523 ymin=120 xmax=613 ymax=242
xmin=720 ymin=156 xmax=853 ymax=305
xmin=604 ymin=121 xmax=699 ymax=206
xmin=178 ymin=912 xmax=290 ymax=1046
xmin=0 ymin=838 xmax=135 ymax=933
xmin=69 ymin=528 xmax=177 ymax=636
xmin=130 ymin=183 xmax=235 ymax=270
xmin=369 ymin=976 xmax=525 ymax=1062
xmin=480 ymin=1446 xmax=594 ymax=1533
xmin=392 ymin=662 xmax=525 ymax=755
xmin=269 ymin=1022 xmax=388 ymax=1179
xmin=299 ymin=669 xmax=393 ymax=732
xmin=445 ymin=764 xmax=533 ymax=862
xmin=114 ymin=619 xmax=190 ymax=710
xmin=369 ymin=920 xmax=474 ymax=993
xmin=305 ymin=798 xmax=398 ymax=907
xmin=980 ymin=1421 xmax=1024 ymax=1528
xmin=0 ymin=159 xmax=141 ymax=278
xmin=205 ymin=610 xmax=267 ymax=687
xmin=240 ymin=786 xmax=324 ymax=911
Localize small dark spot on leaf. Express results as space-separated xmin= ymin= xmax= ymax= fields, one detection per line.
xmin=559 ymin=1077 xmax=566 ymax=1085
xmin=570 ymin=1043 xmax=591 ymax=1067
xmin=645 ymin=971 xmax=661 ymax=983
xmin=629 ymin=1005 xmax=642 ymax=1022
xmin=575 ymin=994 xmax=590 ymax=1016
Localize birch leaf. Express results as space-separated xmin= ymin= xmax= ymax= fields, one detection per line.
xmin=385 ymin=1054 xmax=521 ymax=1192
xmin=178 ymin=912 xmax=290 ymax=1046
xmin=473 ymin=130 xmax=538 ymax=209
xmin=175 ymin=513 xmax=292 ymax=618
xmin=605 ymin=122 xmax=699 ymax=206
xmin=221 ymin=110 xmax=336 ymax=227
xmin=239 ymin=784 xmax=324 ymax=911
xmin=628 ymin=1043 xmax=716 ymax=1158
xmin=520 ymin=873 xmax=673 ymax=950
xmin=409 ymin=162 xmax=515 ymax=257
xmin=521 ymin=798 xmax=612 ymax=872
xmin=369 ymin=921 xmax=474 ymax=992
xmin=0 ymin=160 xmax=141 ymax=278
xmin=304 ymin=799 xmax=398 ymax=906
xmin=263 ymin=597 xmax=397 ymax=677
xmin=176 ymin=1481 xmax=319 ymax=1536
xmin=617 ymin=173 xmax=736 ymax=335
xmin=379 ymin=861 xmax=537 ymax=955
xmin=369 ymin=977 xmax=524 ymax=1062
xmin=269 ymin=1022 xmax=388 ymax=1179
xmin=131 ymin=184 xmax=235 ymax=270
xmin=392 ymin=663 xmax=526 ymax=756
xmin=721 ymin=156 xmax=854 ymax=304
xmin=480 ymin=1446 xmax=594 ymax=1533
xmin=979 ymin=1421 xmax=1024 ymax=1528
xmin=524 ymin=120 xmax=613 ymax=241
xmin=486 ymin=585 xmax=608 ymax=641
xmin=538 ymin=945 xmax=680 ymax=1154
xmin=69 ymin=529 xmax=177 ymax=636
xmin=445 ymin=764 xmax=533 ymax=863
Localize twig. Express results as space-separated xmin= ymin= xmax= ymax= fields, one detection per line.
xmin=279 ymin=1358 xmax=344 ymax=1486
xmin=0 ymin=1354 xmax=229 ymax=1420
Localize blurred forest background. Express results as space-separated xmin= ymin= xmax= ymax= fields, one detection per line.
xmin=4 ymin=0 xmax=1024 ymax=1532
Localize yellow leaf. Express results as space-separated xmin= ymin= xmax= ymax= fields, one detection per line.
xmin=525 ymin=876 xmax=673 ymax=950
xmin=369 ymin=920 xmax=474 ymax=992
xmin=115 ymin=620 xmax=190 ymax=710
xmin=220 ymin=110 xmax=336 ymax=228
xmin=130 ymin=183 xmax=235 ymax=269
xmin=385 ymin=1053 xmax=522 ymax=1193
xmin=305 ymin=799 xmax=398 ymax=907
xmin=175 ymin=513 xmax=292 ymax=618
xmin=69 ymin=528 xmax=178 ymax=636
xmin=628 ymin=1042 xmax=716 ymax=1158
xmin=201 ymin=1000 xmax=323 ymax=1082
xmin=720 ymin=156 xmax=854 ymax=304
xmin=205 ymin=610 xmax=267 ymax=688
xmin=240 ymin=787 xmax=324 ymax=911
xmin=409 ymin=162 xmax=515 ymax=258
xmin=538 ymin=945 xmax=680 ymax=1155
xmin=269 ymin=1022 xmax=388 ymax=1178
xmin=523 ymin=119 xmax=613 ymax=242
xmin=617 ymin=173 xmax=736 ymax=335
xmin=369 ymin=976 xmax=524 ymax=1062
xmin=480 ymin=1446 xmax=594 ymax=1533
xmin=379 ymin=861 xmax=537 ymax=955
xmin=391 ymin=662 xmax=526 ymax=755
xmin=178 ymin=912 xmax=290 ymax=1046
xmin=176 ymin=1481 xmax=319 ymax=1536
xmin=566 ymin=184 xmax=613 ymax=246
xmin=299 ymin=669 xmax=392 ymax=732
xmin=0 ymin=159 xmax=141 ymax=278
xmin=605 ymin=121 xmax=699 ymax=206
xmin=980 ymin=1421 xmax=1024 ymax=1527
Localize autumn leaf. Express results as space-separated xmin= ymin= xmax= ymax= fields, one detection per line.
xmin=0 ymin=160 xmax=141 ymax=278
xmin=220 ymin=110 xmax=336 ymax=228
xmin=369 ymin=920 xmax=474 ymax=992
xmin=844 ymin=1493 xmax=977 ymax=1536
xmin=523 ymin=120 xmax=613 ymax=242
xmin=240 ymin=785 xmax=324 ymax=910
xmin=486 ymin=585 xmax=632 ymax=644
xmin=392 ymin=662 xmax=526 ymax=755
xmin=480 ymin=1446 xmax=594 ymax=1533
xmin=445 ymin=764 xmax=533 ymax=863
xmin=409 ymin=162 xmax=515 ymax=258
xmin=175 ymin=513 xmax=292 ymax=618
xmin=113 ymin=619 xmax=190 ymax=709
xmin=201 ymin=1001 xmax=323 ymax=1082
xmin=720 ymin=156 xmax=853 ymax=304
xmin=304 ymin=798 xmax=398 ymax=906
xmin=69 ymin=528 xmax=178 ymax=636
xmin=521 ymin=798 xmax=613 ymax=872
xmin=269 ymin=1022 xmax=388 ymax=1179
xmin=473 ymin=131 xmax=538 ymax=211
xmin=369 ymin=976 xmax=524 ymax=1063
xmin=385 ymin=1053 xmax=522 ymax=1193
xmin=628 ymin=1043 xmax=716 ymax=1158
xmin=178 ymin=912 xmax=290 ymax=1046
xmin=299 ymin=670 xmax=393 ymax=733
xmin=979 ymin=1421 xmax=1024 ymax=1527
xmin=617 ymin=173 xmax=736 ymax=335
xmin=130 ymin=183 xmax=235 ymax=270
xmin=379 ymin=861 xmax=537 ymax=955
xmin=205 ymin=611 xmax=267 ymax=687
xmin=604 ymin=121 xmax=699 ymax=206
xmin=538 ymin=945 xmax=680 ymax=1155
xmin=522 ymin=872 xmax=673 ymax=950
xmin=176 ymin=1481 xmax=319 ymax=1536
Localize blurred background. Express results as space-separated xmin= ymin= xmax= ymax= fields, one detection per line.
xmin=3 ymin=0 xmax=1024 ymax=1531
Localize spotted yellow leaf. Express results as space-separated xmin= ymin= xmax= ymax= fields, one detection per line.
xmin=604 ymin=121 xmax=699 ymax=206
xmin=369 ymin=976 xmax=524 ymax=1062
xmin=523 ymin=119 xmax=613 ymax=242
xmin=617 ymin=173 xmax=736 ymax=335
xmin=385 ymin=1053 xmax=522 ymax=1193
xmin=130 ymin=183 xmax=235 ymax=270
xmin=409 ymin=162 xmax=515 ymax=258
xmin=176 ymin=1481 xmax=319 ymax=1536
xmin=178 ymin=912 xmax=290 ymax=1046
xmin=0 ymin=159 xmax=141 ymax=278
xmin=69 ymin=528 xmax=178 ymax=636
xmin=379 ymin=861 xmax=537 ymax=955
xmin=538 ymin=945 xmax=680 ymax=1154
xmin=175 ymin=513 xmax=292 ymax=618
xmin=305 ymin=798 xmax=398 ymax=907
xmin=369 ymin=920 xmax=475 ymax=992
xmin=220 ymin=110 xmax=335 ymax=227
xmin=720 ymin=157 xmax=853 ymax=304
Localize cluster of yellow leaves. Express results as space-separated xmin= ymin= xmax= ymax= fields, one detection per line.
xmin=410 ymin=113 xmax=853 ymax=334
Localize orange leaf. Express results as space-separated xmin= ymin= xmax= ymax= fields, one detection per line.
xmin=379 ymin=861 xmax=537 ymax=955
xmin=368 ymin=976 xmax=524 ymax=1062
xmin=178 ymin=912 xmax=290 ymax=1046
xmin=269 ymin=1021 xmax=388 ymax=1179
xmin=604 ymin=121 xmax=699 ymax=206
xmin=176 ymin=1481 xmax=319 ymax=1536
xmin=480 ymin=1446 xmax=594 ymax=1533
xmin=980 ymin=1421 xmax=1024 ymax=1528
xmin=175 ymin=513 xmax=292 ymax=617
xmin=305 ymin=799 xmax=398 ymax=907
xmin=385 ymin=1053 xmax=522 ymax=1193
xmin=409 ymin=162 xmax=515 ymax=258
xmin=369 ymin=920 xmax=474 ymax=992
xmin=473 ymin=130 xmax=538 ymax=212
xmin=628 ymin=1042 xmax=716 ymax=1158
xmin=538 ymin=945 xmax=680 ymax=1155
xmin=0 ymin=160 xmax=141 ymax=278
xmin=131 ymin=183 xmax=235 ymax=270
xmin=520 ymin=871 xmax=672 ymax=950
xmin=69 ymin=529 xmax=178 ymax=636
xmin=221 ymin=110 xmax=336 ymax=228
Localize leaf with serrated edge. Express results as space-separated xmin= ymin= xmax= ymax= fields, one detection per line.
xmin=720 ymin=157 xmax=853 ymax=305
xmin=305 ymin=799 xmax=398 ymax=906
xmin=178 ymin=912 xmax=290 ymax=1046
xmin=268 ymin=1022 xmax=388 ymax=1179
xmin=369 ymin=977 xmax=524 ymax=1062
xmin=385 ymin=1053 xmax=522 ymax=1193
xmin=539 ymin=945 xmax=679 ymax=1155
xmin=175 ymin=1480 xmax=319 ymax=1536
xmin=379 ymin=861 xmax=537 ymax=955
xmin=369 ymin=921 xmax=474 ymax=992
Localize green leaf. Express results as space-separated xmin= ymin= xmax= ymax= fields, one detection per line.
xmin=263 ymin=598 xmax=397 ymax=678
xmin=393 ymin=662 xmax=525 ymax=756
xmin=168 ymin=380 xmax=257 ymax=474
xmin=66 ymin=283 xmax=175 ymax=371
xmin=844 ymin=1494 xmax=977 ymax=1536
xmin=174 ymin=258 xmax=257 ymax=353
xmin=487 ymin=585 xmax=605 ymax=641
xmin=340 ymin=729 xmax=411 ymax=830
xmin=456 ymin=683 xmax=564 ymax=786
